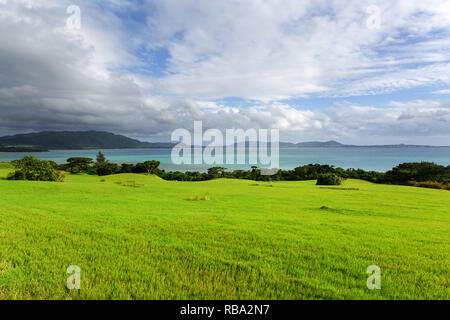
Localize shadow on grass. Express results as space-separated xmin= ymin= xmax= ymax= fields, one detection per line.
xmin=319 ymin=187 xmax=359 ymax=191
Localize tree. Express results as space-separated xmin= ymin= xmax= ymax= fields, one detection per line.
xmin=97 ymin=163 xmax=121 ymax=176
xmin=132 ymin=163 xmax=147 ymax=173
xmin=91 ymin=152 xmax=122 ymax=176
xmin=142 ymin=160 xmax=160 ymax=174
xmin=207 ymin=167 xmax=226 ymax=178
xmin=95 ymin=152 xmax=107 ymax=168
xmin=385 ymin=162 xmax=448 ymax=184
xmin=121 ymin=163 xmax=134 ymax=173
xmin=67 ymin=157 xmax=93 ymax=173
xmin=250 ymin=166 xmax=260 ymax=180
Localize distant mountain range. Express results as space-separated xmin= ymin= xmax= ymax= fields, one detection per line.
xmin=0 ymin=131 xmax=174 ymax=151
xmin=279 ymin=141 xmax=449 ymax=148
xmin=0 ymin=131 xmax=447 ymax=152
xmin=280 ymin=141 xmax=344 ymax=147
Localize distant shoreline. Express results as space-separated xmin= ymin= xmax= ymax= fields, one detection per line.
xmin=1 ymin=131 xmax=449 ymax=151
xmin=0 ymin=147 xmax=49 ymax=152
xmin=2 ymin=145 xmax=450 ymax=152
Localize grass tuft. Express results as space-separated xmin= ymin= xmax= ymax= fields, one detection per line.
xmin=115 ymin=181 xmax=145 ymax=188
xmin=187 ymin=194 xmax=211 ymax=201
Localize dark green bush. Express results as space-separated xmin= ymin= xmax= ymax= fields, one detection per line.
xmin=121 ymin=163 xmax=134 ymax=173
xmin=8 ymin=170 xmax=25 ymax=180
xmin=96 ymin=163 xmax=121 ymax=176
xmin=132 ymin=163 xmax=148 ymax=173
xmin=385 ymin=162 xmax=450 ymax=185
xmin=7 ymin=156 xmax=64 ymax=182
xmin=85 ymin=166 xmax=98 ymax=175
xmin=316 ymin=173 xmax=344 ymax=186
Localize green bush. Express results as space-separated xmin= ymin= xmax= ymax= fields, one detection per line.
xmin=7 ymin=156 xmax=64 ymax=182
xmin=97 ymin=163 xmax=121 ymax=176
xmin=316 ymin=173 xmax=344 ymax=186
xmin=385 ymin=162 xmax=450 ymax=185
xmin=8 ymin=170 xmax=25 ymax=180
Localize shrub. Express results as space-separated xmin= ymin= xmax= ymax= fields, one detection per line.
xmin=7 ymin=156 xmax=63 ymax=182
xmin=132 ymin=163 xmax=148 ymax=174
xmin=56 ymin=170 xmax=66 ymax=182
xmin=115 ymin=181 xmax=144 ymax=188
xmin=97 ymin=163 xmax=121 ymax=176
xmin=48 ymin=161 xmax=59 ymax=169
xmin=316 ymin=173 xmax=344 ymax=186
xmin=187 ymin=194 xmax=211 ymax=201
xmin=7 ymin=170 xmax=25 ymax=181
xmin=121 ymin=163 xmax=134 ymax=173
xmin=409 ymin=181 xmax=449 ymax=190
xmin=385 ymin=162 xmax=449 ymax=185
xmin=85 ymin=166 xmax=98 ymax=175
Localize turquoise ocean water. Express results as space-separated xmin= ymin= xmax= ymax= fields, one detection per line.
xmin=1 ymin=147 xmax=449 ymax=172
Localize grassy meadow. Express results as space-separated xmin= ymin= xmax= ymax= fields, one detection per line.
xmin=0 ymin=162 xmax=449 ymax=299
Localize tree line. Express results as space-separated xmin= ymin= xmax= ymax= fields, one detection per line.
xmin=6 ymin=152 xmax=450 ymax=190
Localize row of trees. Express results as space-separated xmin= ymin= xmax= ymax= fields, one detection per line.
xmin=61 ymin=152 xmax=161 ymax=176
xmin=6 ymin=153 xmax=450 ymax=190
xmin=134 ymin=161 xmax=450 ymax=189
xmin=384 ymin=162 xmax=450 ymax=185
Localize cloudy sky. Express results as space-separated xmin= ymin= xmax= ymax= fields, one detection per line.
xmin=1 ymin=0 xmax=450 ymax=144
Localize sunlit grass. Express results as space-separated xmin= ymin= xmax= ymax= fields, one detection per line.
xmin=0 ymin=168 xmax=449 ymax=299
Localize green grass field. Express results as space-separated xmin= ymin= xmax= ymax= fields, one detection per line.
xmin=0 ymin=163 xmax=449 ymax=300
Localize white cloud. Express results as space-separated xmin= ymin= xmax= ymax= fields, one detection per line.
xmin=138 ymin=0 xmax=450 ymax=100
xmin=433 ymin=89 xmax=450 ymax=94
xmin=1 ymin=0 xmax=450 ymax=145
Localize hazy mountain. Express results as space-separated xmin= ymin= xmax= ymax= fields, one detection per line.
xmin=0 ymin=131 xmax=174 ymax=150
xmin=0 ymin=131 xmax=446 ymax=152
xmin=296 ymin=140 xmax=343 ymax=147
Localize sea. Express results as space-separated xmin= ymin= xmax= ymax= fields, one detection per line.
xmin=1 ymin=147 xmax=450 ymax=172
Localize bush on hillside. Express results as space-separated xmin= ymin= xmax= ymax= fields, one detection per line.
xmin=96 ymin=163 xmax=121 ymax=176
xmin=385 ymin=162 xmax=450 ymax=185
xmin=7 ymin=156 xmax=64 ymax=182
xmin=316 ymin=173 xmax=344 ymax=186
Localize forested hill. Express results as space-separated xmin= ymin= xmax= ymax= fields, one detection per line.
xmin=0 ymin=131 xmax=174 ymax=150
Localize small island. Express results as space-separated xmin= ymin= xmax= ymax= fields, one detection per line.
xmin=0 ymin=146 xmax=48 ymax=152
